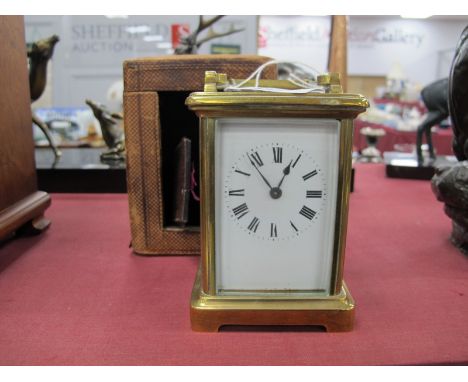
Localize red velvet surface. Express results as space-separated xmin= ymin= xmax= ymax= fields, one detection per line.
xmin=354 ymin=119 xmax=453 ymax=155
xmin=0 ymin=164 xmax=467 ymax=365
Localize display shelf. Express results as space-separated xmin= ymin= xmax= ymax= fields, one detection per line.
xmin=35 ymin=147 xmax=127 ymax=193
xmin=373 ymin=97 xmax=427 ymax=115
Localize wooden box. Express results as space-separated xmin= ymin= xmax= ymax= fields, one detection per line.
xmin=0 ymin=16 xmax=50 ymax=241
xmin=123 ymin=55 xmax=276 ymax=255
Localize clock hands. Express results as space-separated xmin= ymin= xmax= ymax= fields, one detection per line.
xmin=247 ymin=153 xmax=295 ymax=200
xmin=276 ymin=160 xmax=293 ymax=189
xmin=269 ymin=159 xmax=292 ymax=199
xmin=247 ymin=154 xmax=273 ymax=190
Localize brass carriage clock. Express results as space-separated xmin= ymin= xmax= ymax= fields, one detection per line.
xmin=186 ymin=71 xmax=368 ymax=332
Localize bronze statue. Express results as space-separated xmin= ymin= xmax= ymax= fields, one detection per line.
xmin=28 ymin=34 xmax=61 ymax=158
xmin=432 ymin=25 xmax=468 ymax=255
xmin=85 ymin=99 xmax=125 ymax=161
xmin=174 ymin=16 xmax=244 ymax=54
xmin=448 ymin=25 xmax=468 ymax=161
xmin=415 ymin=78 xmax=449 ymax=166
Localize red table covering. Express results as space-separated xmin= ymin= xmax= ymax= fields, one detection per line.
xmin=0 ymin=164 xmax=467 ymax=365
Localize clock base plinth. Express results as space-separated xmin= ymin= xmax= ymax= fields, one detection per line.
xmin=190 ymin=268 xmax=355 ymax=332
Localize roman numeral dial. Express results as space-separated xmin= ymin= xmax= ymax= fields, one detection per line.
xmin=303 ymin=170 xmax=318 ymax=181
xmin=306 ymin=190 xmax=322 ymax=198
xmin=249 ymin=151 xmax=263 ymax=167
xmin=247 ymin=217 xmax=260 ymax=232
xmin=292 ymin=154 xmax=301 ymax=168
xmin=299 ymin=205 xmax=316 ymax=220
xmin=270 ymin=223 xmax=278 ymax=238
xmin=232 ymin=203 xmax=249 ymax=219
xmin=290 ymin=220 xmax=299 ymax=232
xmin=273 ymin=147 xmax=282 ymax=163
xmin=225 ymin=143 xmax=326 ymax=241
xmin=229 ymin=189 xmax=245 ymax=196
xmin=235 ymin=169 xmax=250 ymax=177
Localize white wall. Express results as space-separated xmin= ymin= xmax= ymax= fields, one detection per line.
xmin=348 ymin=16 xmax=468 ymax=84
xmin=25 ymin=15 xmax=258 ymax=108
xmin=25 ymin=15 xmax=468 ymax=108
xmin=259 ymin=15 xmax=468 ymax=86
xmin=258 ymin=16 xmax=331 ymax=74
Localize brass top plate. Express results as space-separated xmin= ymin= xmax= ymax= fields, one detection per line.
xmin=186 ymin=71 xmax=369 ymax=117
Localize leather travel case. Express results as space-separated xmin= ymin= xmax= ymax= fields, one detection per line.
xmin=123 ymin=54 xmax=276 ymax=255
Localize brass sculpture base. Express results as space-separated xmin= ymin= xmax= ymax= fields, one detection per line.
xmin=190 ymin=266 xmax=355 ymax=332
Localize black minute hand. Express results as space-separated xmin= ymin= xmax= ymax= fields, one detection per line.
xmin=248 ymin=155 xmax=273 ymax=189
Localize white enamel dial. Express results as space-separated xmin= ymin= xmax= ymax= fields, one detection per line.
xmin=214 ymin=117 xmax=340 ymax=295
xmin=224 ymin=143 xmax=327 ymax=241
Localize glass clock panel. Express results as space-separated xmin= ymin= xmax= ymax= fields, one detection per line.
xmin=214 ymin=118 xmax=340 ymax=295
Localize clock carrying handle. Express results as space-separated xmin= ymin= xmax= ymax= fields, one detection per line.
xmin=226 ymin=59 xmax=330 ymax=93
xmin=204 ymin=61 xmax=343 ymax=94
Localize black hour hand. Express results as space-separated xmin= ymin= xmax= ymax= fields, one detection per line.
xmin=277 ymin=160 xmax=293 ymax=189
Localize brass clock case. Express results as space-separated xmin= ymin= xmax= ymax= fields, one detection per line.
xmin=186 ymin=72 xmax=368 ymax=332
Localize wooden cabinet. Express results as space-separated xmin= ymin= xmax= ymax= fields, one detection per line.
xmin=0 ymin=16 xmax=50 ymax=240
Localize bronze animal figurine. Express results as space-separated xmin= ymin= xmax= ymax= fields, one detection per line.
xmin=28 ymin=35 xmax=59 ymax=101
xmin=85 ymin=99 xmax=125 ymax=161
xmin=448 ymin=25 xmax=468 ymax=161
xmin=28 ymin=34 xmax=61 ymax=158
xmin=415 ymin=78 xmax=449 ymax=166
xmin=431 ymin=24 xmax=468 ymax=255
xmin=432 ymin=164 xmax=468 ymax=254
xmin=174 ymin=15 xmax=244 ymax=54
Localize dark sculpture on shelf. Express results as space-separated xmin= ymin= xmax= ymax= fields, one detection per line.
xmin=415 ymin=78 xmax=449 ymax=166
xmin=448 ymin=25 xmax=468 ymax=161
xmin=432 ymin=165 xmax=468 ymax=254
xmin=431 ymin=25 xmax=468 ymax=255
xmin=85 ymin=99 xmax=125 ymax=161
xmin=174 ymin=15 xmax=244 ymax=54
xmin=28 ymin=34 xmax=61 ymax=158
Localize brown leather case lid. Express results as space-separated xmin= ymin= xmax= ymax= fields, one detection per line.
xmin=123 ymin=54 xmax=277 ymax=92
